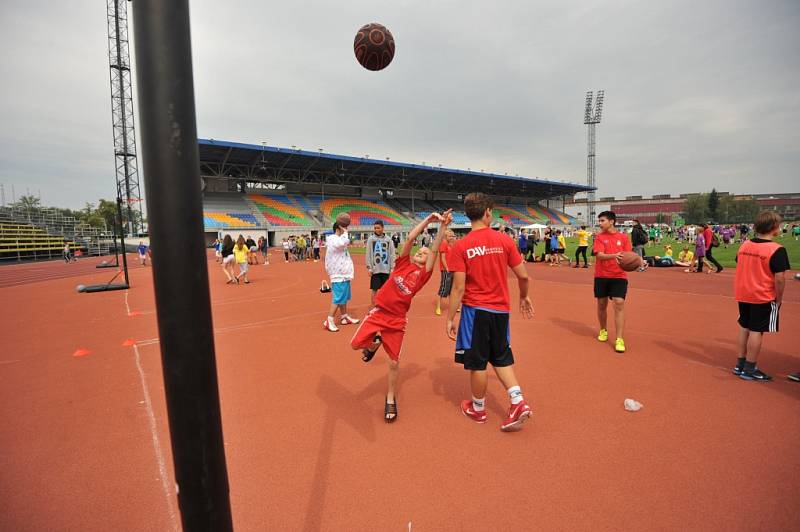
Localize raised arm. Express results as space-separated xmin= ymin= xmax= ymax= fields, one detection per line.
xmin=400 ymin=212 xmax=443 ymax=257
xmin=425 ymin=210 xmax=453 ymax=272
xmin=327 ymin=231 xmax=349 ymax=252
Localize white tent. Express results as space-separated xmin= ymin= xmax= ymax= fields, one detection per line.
xmin=522 ymin=223 xmax=548 ymax=230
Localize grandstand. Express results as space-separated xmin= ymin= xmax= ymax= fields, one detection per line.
xmin=0 ymin=205 xmax=109 ymax=261
xmin=198 ymin=139 xmax=590 ymax=242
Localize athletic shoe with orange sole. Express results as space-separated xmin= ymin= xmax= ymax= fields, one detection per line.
xmin=460 ymin=400 xmax=487 ymax=424
xmin=500 ymin=400 xmax=532 ymax=432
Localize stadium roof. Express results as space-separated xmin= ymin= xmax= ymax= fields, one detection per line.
xmin=198 ymin=139 xmax=593 ymax=199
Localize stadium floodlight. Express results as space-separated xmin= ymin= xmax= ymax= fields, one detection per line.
xmin=583 ymin=89 xmax=605 ymax=225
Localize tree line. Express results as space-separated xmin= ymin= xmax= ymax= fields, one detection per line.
xmin=4 ymin=195 xmax=143 ymax=232
xmin=681 ymin=189 xmax=761 ymax=225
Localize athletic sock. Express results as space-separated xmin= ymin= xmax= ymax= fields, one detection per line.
xmin=743 ymin=361 xmax=756 ymax=373
xmin=508 ymin=386 xmax=524 ymax=405
xmin=472 ymin=396 xmax=485 ymax=412
xmin=735 ymin=356 xmax=746 ymax=369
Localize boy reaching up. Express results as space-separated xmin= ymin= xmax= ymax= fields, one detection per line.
xmin=351 ymin=210 xmax=453 ymax=423
xmin=446 ymin=193 xmax=535 ymax=432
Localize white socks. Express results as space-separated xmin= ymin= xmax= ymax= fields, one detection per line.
xmin=471 ymin=396 xmax=485 ymax=412
xmin=508 ymin=386 xmax=524 ymax=405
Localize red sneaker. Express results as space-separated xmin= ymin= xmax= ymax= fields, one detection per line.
xmin=340 ymin=315 xmax=360 ymax=325
xmin=500 ymin=400 xmax=532 ymax=432
xmin=460 ymin=400 xmax=487 ymax=424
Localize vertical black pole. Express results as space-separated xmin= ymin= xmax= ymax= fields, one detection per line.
xmin=130 ymin=2 xmax=233 ymax=531
xmin=116 ymin=197 xmax=130 ymax=286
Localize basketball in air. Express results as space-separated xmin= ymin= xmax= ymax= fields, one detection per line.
xmin=336 ymin=212 xmax=351 ymax=228
xmin=354 ymin=23 xmax=395 ymax=71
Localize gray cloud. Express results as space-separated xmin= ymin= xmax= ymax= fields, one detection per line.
xmin=1 ymin=0 xmax=798 ymax=209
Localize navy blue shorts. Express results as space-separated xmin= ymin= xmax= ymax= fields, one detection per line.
xmin=455 ymin=306 xmax=514 ymax=371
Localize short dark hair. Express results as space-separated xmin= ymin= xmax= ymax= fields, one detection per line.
xmin=754 ymin=210 xmax=782 ymax=234
xmin=332 ymin=222 xmax=339 ymax=231
xmin=464 ymin=192 xmax=494 ymax=221
xmin=598 ymin=210 xmax=616 ymax=223
xmin=580 ymin=225 xmax=586 ymax=230
xmin=374 ymin=220 xmax=384 ymax=227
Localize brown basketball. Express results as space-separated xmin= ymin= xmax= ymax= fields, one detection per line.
xmin=336 ymin=212 xmax=351 ymax=228
xmin=618 ymin=251 xmax=643 ymax=272
xmin=354 ymin=23 xmax=395 ymax=71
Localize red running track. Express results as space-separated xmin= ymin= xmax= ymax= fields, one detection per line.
xmin=1 ymin=252 xmax=798 ymax=531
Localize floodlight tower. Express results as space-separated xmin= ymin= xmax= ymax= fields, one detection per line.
xmin=107 ymin=0 xmax=143 ymax=234
xmin=583 ymin=90 xmax=604 ymax=225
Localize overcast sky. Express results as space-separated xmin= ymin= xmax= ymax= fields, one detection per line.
xmin=1 ymin=0 xmax=798 ymax=209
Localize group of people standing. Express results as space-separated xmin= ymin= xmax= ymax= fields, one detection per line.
xmin=322 ymin=194 xmax=537 ymax=431
xmin=215 ymin=234 xmax=268 ymax=285
xmin=281 ymin=234 xmax=320 ymax=262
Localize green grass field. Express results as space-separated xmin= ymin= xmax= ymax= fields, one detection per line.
xmin=346 ymin=234 xmax=799 ymax=270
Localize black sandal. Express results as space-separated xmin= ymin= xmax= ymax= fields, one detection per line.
xmin=361 ymin=335 xmax=382 ymax=363
xmin=384 ymin=396 xmax=397 ymax=423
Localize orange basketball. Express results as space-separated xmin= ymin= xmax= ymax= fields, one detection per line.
xmin=354 ymin=23 xmax=395 ymax=71
xmin=336 ymin=212 xmax=351 ymax=228
xmin=618 ymin=251 xmax=643 ymax=272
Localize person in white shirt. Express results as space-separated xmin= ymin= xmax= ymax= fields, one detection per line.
xmin=323 ymin=223 xmax=359 ymax=332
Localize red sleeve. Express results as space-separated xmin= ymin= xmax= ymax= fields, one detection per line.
xmin=505 ymin=236 xmax=522 ymax=267
xmin=593 ymin=235 xmax=604 ymax=255
xmin=439 ymin=241 xmax=449 ymax=256
xmin=448 ymin=241 xmax=466 ymax=272
xmin=624 ymin=234 xmax=632 ymax=252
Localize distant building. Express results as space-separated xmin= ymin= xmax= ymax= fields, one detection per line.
xmin=565 ymin=192 xmax=799 ymax=224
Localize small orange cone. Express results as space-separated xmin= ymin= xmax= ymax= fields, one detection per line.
xmin=72 ymin=348 xmax=91 ymax=357
xmin=121 ymin=339 xmax=136 ymax=347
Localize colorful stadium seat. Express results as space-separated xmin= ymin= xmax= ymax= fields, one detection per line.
xmin=525 ymin=205 xmax=576 ymax=225
xmin=203 ymin=212 xmax=258 ymax=228
xmin=247 ymin=195 xmax=315 ymax=227
xmin=312 ymin=197 xmax=409 ymax=226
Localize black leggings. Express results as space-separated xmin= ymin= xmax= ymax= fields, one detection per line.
xmin=575 ymin=246 xmax=588 ymax=265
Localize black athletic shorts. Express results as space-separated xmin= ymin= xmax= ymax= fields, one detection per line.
xmin=738 ymin=301 xmax=780 ymax=333
xmin=438 ymin=271 xmax=453 ymax=297
xmin=370 ymin=272 xmax=390 ymax=291
xmin=594 ymin=278 xmax=628 ymax=300
xmin=455 ymin=306 xmax=514 ymax=370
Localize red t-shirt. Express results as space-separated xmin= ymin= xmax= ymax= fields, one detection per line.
xmin=439 ymin=240 xmax=450 ymax=271
xmin=448 ymin=227 xmax=523 ymax=312
xmin=703 ymin=227 xmax=713 ymax=251
xmin=592 ymin=230 xmax=632 ymax=279
xmin=374 ymin=254 xmax=434 ymax=317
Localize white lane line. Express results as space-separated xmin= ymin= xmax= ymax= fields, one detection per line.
xmin=124 ymin=289 xmax=132 ymax=316
xmin=133 ymin=343 xmax=179 ymax=531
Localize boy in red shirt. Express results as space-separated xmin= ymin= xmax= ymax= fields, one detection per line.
xmin=593 ymin=211 xmax=634 ymax=353
xmin=435 ymin=229 xmax=456 ymax=316
xmin=732 ymin=211 xmax=790 ymax=381
xmin=446 ymin=193 xmax=534 ymax=432
xmin=351 ymin=210 xmax=453 ymax=422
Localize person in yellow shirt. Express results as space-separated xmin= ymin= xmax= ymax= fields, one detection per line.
xmin=233 ymin=235 xmax=251 ymax=284
xmin=675 ymin=245 xmax=694 ymax=268
xmin=664 ymin=244 xmax=673 ymax=258
xmin=556 ymin=229 xmax=569 ymax=266
xmin=573 ymin=225 xmax=590 ymax=268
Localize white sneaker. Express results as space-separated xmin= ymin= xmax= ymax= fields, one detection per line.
xmin=340 ymin=315 xmax=360 ymax=325
xmin=323 ymin=319 xmax=339 ymax=332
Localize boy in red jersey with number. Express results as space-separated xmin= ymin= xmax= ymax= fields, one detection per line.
xmin=446 ymin=193 xmax=534 ymax=432
xmin=350 ymin=210 xmax=453 ymax=423
xmin=593 ymin=211 xmax=632 ymax=353
xmin=732 ymin=211 xmax=790 ymax=381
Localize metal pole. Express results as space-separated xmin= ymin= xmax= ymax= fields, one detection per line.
xmin=116 ymin=197 xmax=130 ymax=286
xmin=130 ymin=2 xmax=233 ymax=531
